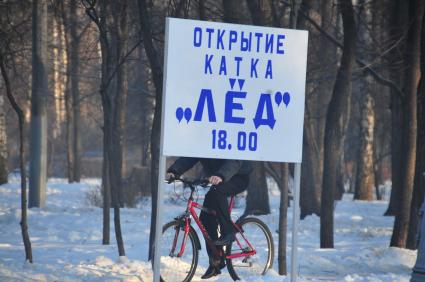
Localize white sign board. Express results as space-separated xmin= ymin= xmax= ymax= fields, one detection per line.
xmin=163 ymin=18 xmax=308 ymax=162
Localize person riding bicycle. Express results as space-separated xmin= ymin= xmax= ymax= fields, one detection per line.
xmin=166 ymin=157 xmax=252 ymax=279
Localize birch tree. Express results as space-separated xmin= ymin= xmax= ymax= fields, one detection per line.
xmin=29 ymin=0 xmax=48 ymax=208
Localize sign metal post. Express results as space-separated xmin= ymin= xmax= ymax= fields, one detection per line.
xmin=291 ymin=163 xmax=302 ymax=282
xmin=152 ymin=18 xmax=170 ymax=282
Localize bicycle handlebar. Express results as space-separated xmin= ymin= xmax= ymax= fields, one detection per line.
xmin=165 ymin=176 xmax=211 ymax=188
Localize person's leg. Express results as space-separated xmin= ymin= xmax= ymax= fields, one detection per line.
xmin=199 ymin=189 xmax=219 ymax=257
xmin=211 ymin=175 xmax=249 ymax=239
xmin=200 ymin=190 xmax=223 ymax=279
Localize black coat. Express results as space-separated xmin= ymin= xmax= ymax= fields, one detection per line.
xmin=167 ymin=157 xmax=252 ymax=183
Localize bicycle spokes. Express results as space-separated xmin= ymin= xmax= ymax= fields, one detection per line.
xmin=160 ymin=221 xmax=198 ymax=282
xmin=226 ymin=218 xmax=274 ymax=280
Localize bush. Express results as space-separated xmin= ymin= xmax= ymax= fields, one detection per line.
xmin=85 ymin=184 xmax=103 ymax=207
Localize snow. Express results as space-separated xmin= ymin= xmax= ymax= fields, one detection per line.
xmin=0 ymin=177 xmax=417 ymax=281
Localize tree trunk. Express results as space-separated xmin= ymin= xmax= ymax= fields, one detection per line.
xmin=335 ymin=154 xmax=346 ymax=201
xmin=353 ymin=0 xmax=375 ymax=201
xmin=300 ymin=131 xmax=320 ymax=218
xmin=320 ymin=0 xmax=356 ymax=248
xmin=198 ymin=0 xmax=206 ymax=20
xmin=70 ymin=0 xmax=82 ymax=183
xmin=406 ymin=8 xmax=425 ymax=250
xmin=96 ymin=0 xmax=112 ymax=246
xmin=407 ymin=78 xmax=425 ymax=248
xmin=246 ymin=0 xmax=273 ymax=26
xmin=245 ymin=162 xmax=270 ymax=215
xmin=385 ymin=0 xmax=410 ymax=216
xmin=223 ymin=0 xmax=246 ymax=24
xmin=102 ymin=147 xmax=111 ymax=245
xmin=29 ymin=0 xmax=48 ymax=208
xmin=0 ymin=55 xmax=33 ymax=263
xmin=137 ymin=0 xmax=164 ymax=260
xmin=61 ymin=0 xmax=74 ymax=183
xmin=299 ymin=0 xmax=337 ymax=218
xmin=111 ymin=1 xmax=128 ymax=255
xmin=84 ymin=0 xmax=128 ymax=256
xmin=0 ymin=86 xmax=8 ymax=184
xmin=52 ymin=16 xmax=66 ymax=140
xmin=65 ymin=58 xmax=74 ymax=182
xmin=371 ymin=0 xmax=388 ymax=202
xmin=138 ymin=46 xmax=150 ymax=170
xmin=354 ymin=93 xmax=375 ymax=201
xmin=390 ymin=0 xmax=424 ymax=248
xmin=136 ymin=46 xmax=152 ymax=197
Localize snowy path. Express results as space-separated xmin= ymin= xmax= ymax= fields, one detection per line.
xmin=0 ymin=178 xmax=416 ymax=281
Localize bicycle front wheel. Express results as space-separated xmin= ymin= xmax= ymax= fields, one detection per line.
xmin=226 ymin=217 xmax=274 ymax=280
xmin=158 ymin=220 xmax=199 ymax=282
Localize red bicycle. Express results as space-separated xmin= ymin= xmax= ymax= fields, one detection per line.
xmin=158 ymin=177 xmax=274 ymax=281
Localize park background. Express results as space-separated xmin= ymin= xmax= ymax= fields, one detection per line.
xmin=0 ymin=0 xmax=424 ymax=281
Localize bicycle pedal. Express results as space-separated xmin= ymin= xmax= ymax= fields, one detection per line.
xmin=242 ymin=258 xmax=253 ymax=267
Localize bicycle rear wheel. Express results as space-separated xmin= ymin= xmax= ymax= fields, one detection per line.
xmin=158 ymin=220 xmax=199 ymax=282
xmin=226 ymin=217 xmax=274 ymax=280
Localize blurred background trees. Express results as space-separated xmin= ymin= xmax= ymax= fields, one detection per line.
xmin=0 ymin=0 xmax=424 ymax=267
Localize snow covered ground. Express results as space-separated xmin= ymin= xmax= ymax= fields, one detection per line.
xmin=0 ymin=177 xmax=417 ymax=281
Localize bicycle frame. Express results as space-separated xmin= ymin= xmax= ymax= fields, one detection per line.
xmin=171 ymin=185 xmax=256 ymax=261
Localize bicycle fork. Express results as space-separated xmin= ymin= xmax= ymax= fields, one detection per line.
xmin=170 ymin=218 xmax=190 ymax=257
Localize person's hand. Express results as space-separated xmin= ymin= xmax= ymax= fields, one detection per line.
xmin=209 ymin=175 xmax=223 ymax=185
xmin=166 ymin=172 xmax=176 ymax=182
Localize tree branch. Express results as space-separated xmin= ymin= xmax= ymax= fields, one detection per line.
xmin=281 ymin=0 xmax=404 ymax=99
xmin=101 ymin=39 xmax=143 ymax=93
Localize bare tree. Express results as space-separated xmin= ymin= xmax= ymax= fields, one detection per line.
xmin=371 ymin=0 xmax=390 ymax=202
xmin=320 ymin=0 xmax=356 ymax=248
xmin=83 ymin=0 xmax=129 ymax=256
xmin=61 ymin=3 xmax=75 ymax=182
xmin=60 ymin=0 xmax=83 ymax=183
xmin=0 ymin=50 xmax=33 ymax=262
xmin=384 ymin=0 xmax=409 ymax=216
xmin=298 ymin=0 xmax=337 ymax=218
xmin=352 ymin=0 xmax=375 ymax=201
xmin=390 ymin=0 xmax=424 ymax=248
xmin=407 ymin=4 xmax=425 ymax=249
xmin=137 ymin=0 xmax=195 ymax=261
xmin=137 ymin=0 xmax=164 ymax=260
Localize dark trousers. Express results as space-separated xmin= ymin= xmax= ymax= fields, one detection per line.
xmin=199 ymin=174 xmax=249 ymax=259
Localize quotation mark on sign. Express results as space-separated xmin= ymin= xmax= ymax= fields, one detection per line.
xmin=176 ymin=107 xmax=184 ymax=123
xmin=274 ymin=91 xmax=290 ymax=107
xmin=283 ymin=92 xmax=290 ymax=107
xmin=176 ymin=107 xmax=193 ymax=123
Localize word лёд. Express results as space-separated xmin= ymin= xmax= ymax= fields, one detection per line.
xmin=193 ymin=26 xmax=286 ymax=54
xmin=190 ymin=79 xmax=280 ymax=130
